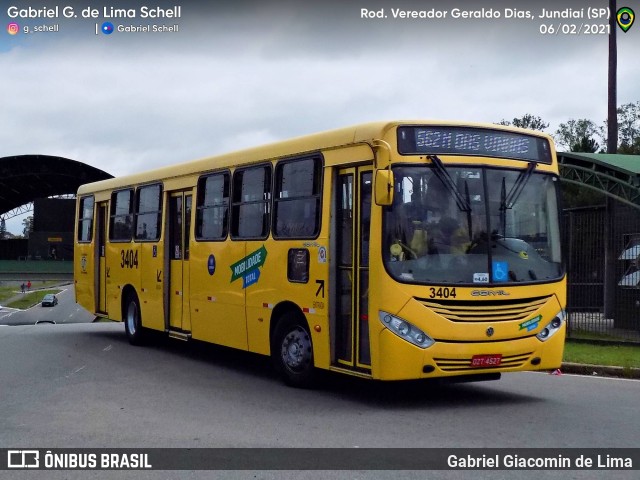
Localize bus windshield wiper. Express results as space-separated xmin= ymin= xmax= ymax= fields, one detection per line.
xmin=463 ymin=179 xmax=473 ymax=242
xmin=503 ymin=161 xmax=536 ymax=210
xmin=499 ymin=177 xmax=507 ymax=237
xmin=427 ymin=155 xmax=471 ymax=212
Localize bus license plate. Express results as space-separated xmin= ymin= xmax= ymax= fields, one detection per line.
xmin=471 ymin=354 xmax=502 ymax=367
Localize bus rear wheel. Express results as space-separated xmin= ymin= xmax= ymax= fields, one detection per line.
xmin=272 ymin=314 xmax=316 ymax=388
xmin=124 ymin=293 xmax=146 ymax=345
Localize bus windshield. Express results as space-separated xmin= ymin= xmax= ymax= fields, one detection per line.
xmin=382 ymin=165 xmax=563 ymax=285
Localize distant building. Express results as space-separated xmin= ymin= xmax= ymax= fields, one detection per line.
xmin=27 ymin=198 xmax=76 ymax=261
xmin=0 ymin=154 xmax=113 ymax=261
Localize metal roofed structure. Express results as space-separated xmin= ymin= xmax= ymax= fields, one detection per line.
xmin=0 ymin=155 xmax=113 ymax=218
xmin=558 ymin=152 xmax=640 ymax=209
xmin=558 ymin=152 xmax=640 ymax=343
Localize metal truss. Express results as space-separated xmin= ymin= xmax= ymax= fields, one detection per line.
xmin=0 ymin=203 xmax=33 ymax=220
xmin=0 ymin=196 xmax=74 ymax=221
xmin=558 ymin=156 xmax=640 ymax=210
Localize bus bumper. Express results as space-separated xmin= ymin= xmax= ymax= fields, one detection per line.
xmin=375 ymin=325 xmax=566 ymax=381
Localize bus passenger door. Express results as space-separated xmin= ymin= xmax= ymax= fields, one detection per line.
xmin=334 ymin=166 xmax=372 ymax=370
xmin=167 ymin=191 xmax=192 ymax=333
xmin=96 ymin=202 xmax=108 ymax=314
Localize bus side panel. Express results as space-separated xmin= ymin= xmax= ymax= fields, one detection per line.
xmin=189 ymin=240 xmax=248 ymax=350
xmin=244 ymin=238 xmax=275 ymax=357
xmin=105 ymin=242 xmax=140 ymax=321
xmin=75 ymin=243 xmax=96 ymax=313
xmin=244 ymin=159 xmax=334 ymax=367
xmin=138 ymin=241 xmax=165 ymax=331
xmin=244 ymin=237 xmax=330 ymax=367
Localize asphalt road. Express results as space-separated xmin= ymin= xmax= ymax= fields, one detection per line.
xmin=0 ymin=318 xmax=639 ymax=479
xmin=0 ymin=284 xmax=95 ymax=326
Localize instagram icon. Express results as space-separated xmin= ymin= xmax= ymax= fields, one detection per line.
xmin=7 ymin=22 xmax=19 ymax=35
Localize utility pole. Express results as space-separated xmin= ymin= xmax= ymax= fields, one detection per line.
xmin=607 ymin=0 xmax=618 ymax=153
xmin=603 ymin=0 xmax=617 ymax=320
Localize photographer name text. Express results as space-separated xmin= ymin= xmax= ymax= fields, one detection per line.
xmin=7 ymin=5 xmax=181 ymax=19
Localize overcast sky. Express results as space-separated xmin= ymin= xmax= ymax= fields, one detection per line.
xmin=1 ymin=0 xmax=639 ymax=233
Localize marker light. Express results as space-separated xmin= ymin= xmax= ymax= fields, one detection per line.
xmin=537 ymin=309 xmax=566 ymax=342
xmin=379 ymin=311 xmax=434 ymax=349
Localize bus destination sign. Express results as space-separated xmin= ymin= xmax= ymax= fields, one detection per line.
xmin=397 ymin=126 xmax=552 ymax=163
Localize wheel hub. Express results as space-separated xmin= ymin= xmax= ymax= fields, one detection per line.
xmin=281 ymin=328 xmax=311 ymax=371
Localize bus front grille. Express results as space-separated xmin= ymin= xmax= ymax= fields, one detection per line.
xmin=416 ymin=295 xmax=553 ymax=323
xmin=433 ymin=352 xmax=533 ymax=372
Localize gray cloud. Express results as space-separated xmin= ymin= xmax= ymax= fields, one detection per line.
xmin=1 ymin=0 xmax=638 ymax=232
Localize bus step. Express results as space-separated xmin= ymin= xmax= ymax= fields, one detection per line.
xmin=168 ymin=330 xmax=191 ymax=342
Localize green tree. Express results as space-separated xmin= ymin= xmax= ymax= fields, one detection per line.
xmin=571 ymin=136 xmax=599 ymax=153
xmin=497 ymin=114 xmax=549 ymax=131
xmin=599 ymin=102 xmax=640 ymax=153
xmin=554 ymin=119 xmax=600 ymax=151
xmin=22 ymin=216 xmax=33 ymax=239
xmin=617 ymin=101 xmax=640 ymax=153
xmin=619 ymin=138 xmax=640 ymax=154
xmin=0 ymin=217 xmax=6 ymax=239
xmin=556 ymin=119 xmax=604 ymax=207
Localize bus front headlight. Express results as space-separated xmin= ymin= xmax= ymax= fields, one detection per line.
xmin=379 ymin=311 xmax=434 ymax=349
xmin=536 ymin=309 xmax=566 ymax=342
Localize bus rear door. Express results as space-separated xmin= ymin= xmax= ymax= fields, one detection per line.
xmin=166 ymin=190 xmax=192 ymax=336
xmin=96 ymin=202 xmax=108 ymax=314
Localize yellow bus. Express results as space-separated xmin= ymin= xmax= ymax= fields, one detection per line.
xmin=74 ymin=121 xmax=565 ymax=387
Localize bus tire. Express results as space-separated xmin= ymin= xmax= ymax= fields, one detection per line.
xmin=124 ymin=292 xmax=146 ymax=346
xmin=271 ymin=314 xmax=316 ymax=388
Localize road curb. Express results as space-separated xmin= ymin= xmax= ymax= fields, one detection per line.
xmin=561 ymin=362 xmax=640 ymax=379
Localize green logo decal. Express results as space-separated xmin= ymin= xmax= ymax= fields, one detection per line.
xmin=230 ymin=245 xmax=268 ymax=288
xmin=519 ymin=315 xmax=542 ymax=332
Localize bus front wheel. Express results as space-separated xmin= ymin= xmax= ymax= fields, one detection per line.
xmin=124 ymin=293 xmax=146 ymax=345
xmin=272 ymin=314 xmax=316 ymax=388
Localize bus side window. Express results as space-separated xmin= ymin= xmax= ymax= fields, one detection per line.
xmin=109 ymin=189 xmax=134 ymax=241
xmin=231 ymin=165 xmax=271 ymax=239
xmin=77 ymin=195 xmax=94 ymax=243
xmin=273 ymin=156 xmax=322 ymax=239
xmin=134 ymin=184 xmax=162 ymax=241
xmin=360 ymin=171 xmax=372 ymax=265
xmin=196 ymin=172 xmax=229 ymax=241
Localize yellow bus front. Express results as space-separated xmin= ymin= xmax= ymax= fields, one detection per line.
xmin=367 ymin=124 xmax=566 ymax=381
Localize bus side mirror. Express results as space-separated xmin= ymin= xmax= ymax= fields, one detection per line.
xmin=375 ymin=169 xmax=394 ymax=206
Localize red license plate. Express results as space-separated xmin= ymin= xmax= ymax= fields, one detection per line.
xmin=471 ymin=354 xmax=502 ymax=367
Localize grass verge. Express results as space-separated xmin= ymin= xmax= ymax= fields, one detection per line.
xmin=563 ymin=341 xmax=640 ymax=369
xmin=0 ymin=285 xmax=17 ymax=304
xmin=0 ymin=281 xmax=65 ymax=304
xmin=5 ymin=289 xmax=62 ymax=310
